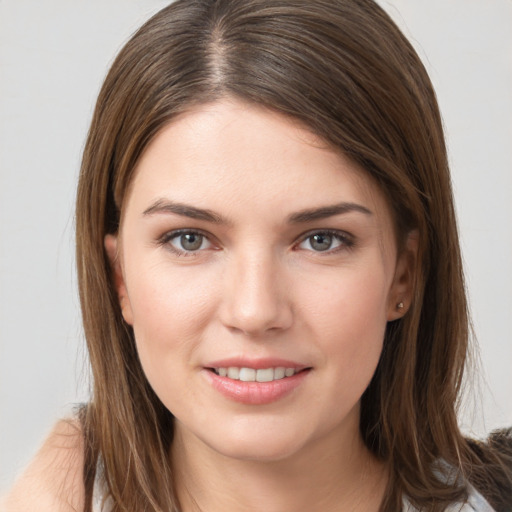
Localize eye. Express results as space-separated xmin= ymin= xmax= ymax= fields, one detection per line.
xmin=161 ymin=230 xmax=214 ymax=254
xmin=297 ymin=230 xmax=353 ymax=253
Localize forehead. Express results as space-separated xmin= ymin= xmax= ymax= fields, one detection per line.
xmin=123 ymin=99 xmax=393 ymax=228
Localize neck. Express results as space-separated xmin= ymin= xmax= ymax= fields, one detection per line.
xmin=171 ymin=419 xmax=388 ymax=512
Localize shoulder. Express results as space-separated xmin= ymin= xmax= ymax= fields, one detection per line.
xmin=465 ymin=488 xmax=497 ymax=512
xmin=446 ymin=488 xmax=495 ymax=512
xmin=445 ymin=485 xmax=496 ymax=512
xmin=1 ymin=419 xmax=85 ymax=512
xmin=403 ymin=485 xmax=497 ymax=512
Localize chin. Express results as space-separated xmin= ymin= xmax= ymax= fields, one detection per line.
xmin=195 ymin=417 xmax=323 ymax=463
xmin=211 ymin=435 xmax=307 ymax=463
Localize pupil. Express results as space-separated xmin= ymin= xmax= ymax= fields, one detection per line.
xmin=181 ymin=233 xmax=202 ymax=251
xmin=311 ymin=234 xmax=331 ymax=251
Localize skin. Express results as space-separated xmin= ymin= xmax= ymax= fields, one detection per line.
xmin=107 ymin=99 xmax=416 ymax=511
xmin=1 ymin=420 xmax=84 ymax=511
xmin=3 ymin=99 xmax=416 ymax=511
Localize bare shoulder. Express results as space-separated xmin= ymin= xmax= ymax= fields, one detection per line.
xmin=1 ymin=418 xmax=85 ymax=512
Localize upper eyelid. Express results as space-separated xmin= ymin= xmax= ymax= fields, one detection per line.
xmin=295 ymin=228 xmax=354 ymax=242
xmin=293 ymin=229 xmax=355 ymax=252
xmin=159 ymin=228 xmax=212 ymax=242
xmin=156 ymin=227 xmax=354 ymax=248
xmin=158 ymin=229 xmax=217 ymax=257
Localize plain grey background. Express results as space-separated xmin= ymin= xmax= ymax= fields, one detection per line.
xmin=1 ymin=0 xmax=511 ymax=494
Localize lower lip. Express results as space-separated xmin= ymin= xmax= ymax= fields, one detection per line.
xmin=203 ymin=369 xmax=310 ymax=405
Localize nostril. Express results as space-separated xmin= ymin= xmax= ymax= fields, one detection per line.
xmin=218 ymin=261 xmax=293 ymax=335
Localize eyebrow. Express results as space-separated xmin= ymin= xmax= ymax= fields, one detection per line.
xmin=287 ymin=202 xmax=373 ymax=223
xmin=143 ymin=199 xmax=228 ymax=224
xmin=142 ymin=199 xmax=372 ymax=224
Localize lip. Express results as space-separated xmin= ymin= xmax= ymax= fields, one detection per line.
xmin=202 ymin=358 xmax=311 ymax=405
xmin=205 ymin=357 xmax=309 ymax=371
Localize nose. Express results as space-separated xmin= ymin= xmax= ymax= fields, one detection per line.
xmin=219 ymin=251 xmax=293 ymax=337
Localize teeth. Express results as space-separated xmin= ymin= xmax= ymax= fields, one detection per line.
xmin=227 ymin=367 xmax=240 ymax=379
xmin=239 ymin=368 xmax=256 ymax=382
xmin=274 ymin=367 xmax=286 ymax=380
xmin=214 ymin=366 xmax=298 ymax=382
xmin=256 ymin=368 xmax=274 ymax=382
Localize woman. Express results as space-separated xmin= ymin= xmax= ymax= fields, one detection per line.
xmin=3 ymin=0 xmax=511 ymax=511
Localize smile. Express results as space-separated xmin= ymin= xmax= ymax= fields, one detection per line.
xmin=205 ymin=366 xmax=311 ymax=405
xmin=212 ymin=367 xmax=298 ymax=382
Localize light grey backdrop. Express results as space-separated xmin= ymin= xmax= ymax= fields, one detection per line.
xmin=1 ymin=0 xmax=511 ymax=494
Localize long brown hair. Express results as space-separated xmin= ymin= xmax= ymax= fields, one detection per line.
xmin=76 ymin=1 xmax=512 ymax=510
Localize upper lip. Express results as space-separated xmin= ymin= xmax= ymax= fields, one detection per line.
xmin=205 ymin=357 xmax=310 ymax=371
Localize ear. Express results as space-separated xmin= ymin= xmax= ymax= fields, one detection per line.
xmin=387 ymin=230 xmax=419 ymax=321
xmin=104 ymin=234 xmax=134 ymax=325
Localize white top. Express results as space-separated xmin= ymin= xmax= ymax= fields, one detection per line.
xmin=402 ymin=483 xmax=496 ymax=511
xmin=94 ymin=481 xmax=496 ymax=511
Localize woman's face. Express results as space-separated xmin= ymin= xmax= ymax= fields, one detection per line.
xmin=106 ymin=99 xmax=413 ymax=462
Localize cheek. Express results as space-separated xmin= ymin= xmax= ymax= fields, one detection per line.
xmin=301 ymin=262 xmax=390 ymax=380
xmin=124 ymin=261 xmax=219 ymax=383
xmin=303 ymin=261 xmax=390 ymax=335
xmin=129 ymin=261 xmax=215 ymax=332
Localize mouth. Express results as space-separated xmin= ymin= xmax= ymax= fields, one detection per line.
xmin=209 ymin=366 xmax=307 ymax=382
xmin=204 ymin=365 xmax=311 ymax=405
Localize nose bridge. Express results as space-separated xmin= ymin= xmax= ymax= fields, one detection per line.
xmin=221 ymin=247 xmax=291 ymax=335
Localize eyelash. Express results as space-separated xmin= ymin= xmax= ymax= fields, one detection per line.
xmin=295 ymin=229 xmax=355 ymax=254
xmin=157 ymin=229 xmax=215 ymax=257
xmin=157 ymin=229 xmax=355 ymax=256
